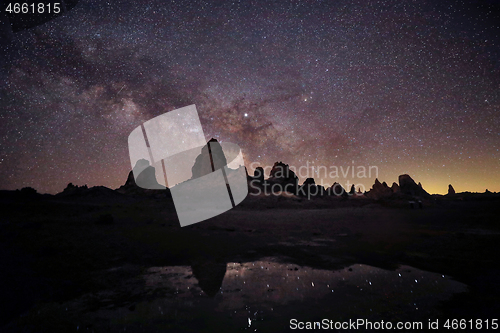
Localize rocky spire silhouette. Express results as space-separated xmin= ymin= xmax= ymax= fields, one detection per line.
xmin=448 ymin=184 xmax=456 ymax=195
xmin=131 ymin=159 xmax=165 ymax=189
xmin=191 ymin=138 xmax=227 ymax=179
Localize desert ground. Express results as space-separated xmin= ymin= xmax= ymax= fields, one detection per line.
xmin=1 ymin=190 xmax=499 ymax=332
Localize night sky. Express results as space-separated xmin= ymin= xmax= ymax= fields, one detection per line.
xmin=1 ymin=0 xmax=499 ymax=194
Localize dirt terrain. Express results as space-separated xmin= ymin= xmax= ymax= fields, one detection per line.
xmin=1 ymin=192 xmax=499 ymax=331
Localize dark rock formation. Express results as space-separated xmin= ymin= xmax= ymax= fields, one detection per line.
xmin=60 ymin=183 xmax=88 ymax=195
xmin=302 ymin=178 xmax=315 ymax=186
xmin=329 ymin=182 xmax=346 ymax=196
xmin=391 ymin=182 xmax=400 ymax=193
xmin=349 ymin=184 xmax=356 ymax=195
xmin=366 ymin=178 xmax=393 ymax=200
xmin=58 ymin=183 xmax=124 ymax=199
xmin=399 ymin=174 xmax=430 ymax=198
xmin=448 ymin=184 xmax=455 ymax=195
xmin=117 ymin=160 xmax=169 ymax=197
xmin=248 ymin=167 xmax=265 ymax=193
xmin=298 ymin=178 xmax=325 ymax=197
xmin=269 ymin=161 xmax=297 ymax=181
xmin=372 ymin=178 xmax=383 ymax=190
xmin=132 ymin=159 xmax=165 ymax=190
xmin=253 ymin=167 xmax=264 ymax=184
xmin=191 ymin=138 xmax=227 ymax=179
xmin=117 ymin=171 xmax=143 ymax=194
xmin=124 ymin=170 xmax=136 ymax=187
xmin=20 ymin=187 xmax=37 ymax=195
xmin=19 ymin=187 xmax=39 ymax=199
xmin=266 ymin=161 xmax=299 ymax=194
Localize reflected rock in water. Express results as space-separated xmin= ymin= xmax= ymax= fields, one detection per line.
xmin=141 ymin=258 xmax=468 ymax=332
xmin=191 ymin=259 xmax=227 ymax=297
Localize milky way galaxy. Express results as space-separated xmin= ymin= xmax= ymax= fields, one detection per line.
xmin=1 ymin=0 xmax=499 ymax=194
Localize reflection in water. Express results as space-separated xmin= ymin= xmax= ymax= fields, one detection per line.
xmin=145 ymin=258 xmax=228 ymax=297
xmin=140 ymin=257 xmax=467 ymax=331
xmin=190 ymin=260 xmax=227 ymax=297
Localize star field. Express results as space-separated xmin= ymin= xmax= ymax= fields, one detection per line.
xmin=0 ymin=0 xmax=499 ymax=194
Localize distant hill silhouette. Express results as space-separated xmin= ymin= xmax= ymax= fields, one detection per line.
xmin=5 ymin=138 xmax=499 ymax=204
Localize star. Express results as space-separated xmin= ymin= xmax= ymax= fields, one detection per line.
xmin=0 ymin=0 xmax=498 ymax=195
